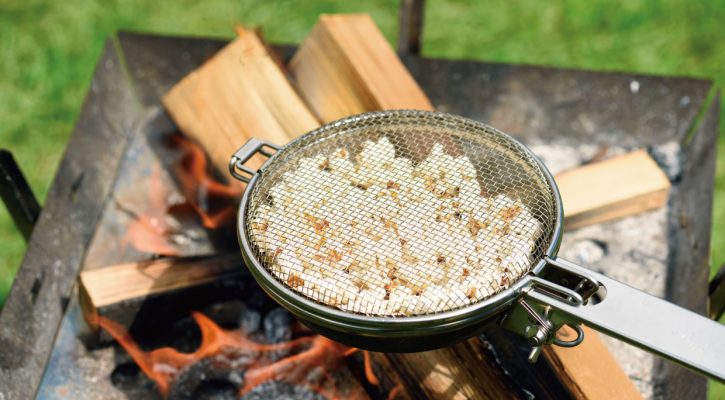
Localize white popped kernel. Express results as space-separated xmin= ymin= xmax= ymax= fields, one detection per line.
xmin=455 ymin=156 xmax=477 ymax=180
xmin=330 ymin=148 xmax=354 ymax=175
xmin=250 ymin=139 xmax=544 ymax=316
xmin=358 ymin=137 xmax=396 ymax=168
xmin=459 ymin=179 xmax=482 ymax=206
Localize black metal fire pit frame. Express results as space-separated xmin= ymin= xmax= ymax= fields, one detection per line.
xmin=0 ymin=3 xmax=719 ymax=398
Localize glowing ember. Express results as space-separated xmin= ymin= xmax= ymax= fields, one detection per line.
xmin=98 ymin=312 xmax=391 ymax=399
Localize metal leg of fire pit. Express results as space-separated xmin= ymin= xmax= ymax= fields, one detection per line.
xmin=397 ymin=0 xmax=425 ymax=55
xmin=710 ymin=263 xmax=725 ymax=320
xmin=0 ymin=149 xmax=40 ymax=241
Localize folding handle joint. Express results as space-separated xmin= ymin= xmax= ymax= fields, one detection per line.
xmin=229 ymin=138 xmax=280 ymax=183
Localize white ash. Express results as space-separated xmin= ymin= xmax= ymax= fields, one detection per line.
xmin=251 ymin=138 xmax=543 ymax=316
xmin=563 ymin=239 xmax=607 ymax=265
xmin=649 ymin=141 xmax=682 ymax=182
xmin=528 ymin=142 xmax=628 ymax=175
xmin=535 ymin=142 xmax=670 ymax=399
xmin=561 ymin=209 xmax=667 ymax=297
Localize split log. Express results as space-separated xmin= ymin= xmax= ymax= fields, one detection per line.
xmin=380 ymin=344 xmax=514 ymax=399
xmin=544 ymin=325 xmax=643 ymax=400
xmin=162 ymin=27 xmax=319 ymax=176
xmin=559 ymin=149 xmax=671 ymax=230
xmin=79 ymin=254 xmax=243 ymax=331
xmin=288 ymin=14 xmax=433 ymax=122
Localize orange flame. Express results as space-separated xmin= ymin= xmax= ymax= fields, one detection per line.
xmin=122 ymin=167 xmax=182 ymax=256
xmin=364 ymin=350 xmax=380 ymax=386
xmin=122 ymin=134 xmax=241 ymax=255
xmin=124 ymin=214 xmax=181 ymax=256
xmin=387 ymin=384 xmax=404 ymax=400
xmin=98 ymin=312 xmax=375 ymax=399
xmin=171 ymin=134 xmax=241 ymax=229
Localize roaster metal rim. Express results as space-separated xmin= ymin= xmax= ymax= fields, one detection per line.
xmin=236 ymin=110 xmax=564 ymax=333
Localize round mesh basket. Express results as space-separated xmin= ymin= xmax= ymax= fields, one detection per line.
xmin=243 ymin=110 xmax=558 ymax=317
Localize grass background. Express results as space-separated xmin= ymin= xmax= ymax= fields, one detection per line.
xmin=1 ymin=0 xmax=724 ymax=396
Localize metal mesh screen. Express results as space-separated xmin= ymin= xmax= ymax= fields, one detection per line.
xmin=244 ymin=111 xmax=557 ymax=317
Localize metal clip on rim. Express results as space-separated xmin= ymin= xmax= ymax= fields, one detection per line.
xmin=229 ymin=138 xmax=280 ymax=183
xmin=501 ymin=257 xmax=599 ymax=362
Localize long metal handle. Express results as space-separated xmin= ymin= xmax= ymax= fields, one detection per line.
xmin=228 ymin=138 xmax=280 ymax=183
xmin=527 ymin=257 xmax=725 ymax=382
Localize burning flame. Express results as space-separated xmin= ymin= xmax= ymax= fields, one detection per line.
xmin=98 ymin=312 xmax=395 ymax=399
xmin=171 ymin=134 xmax=241 ymax=229
xmin=122 ymin=167 xmax=183 ymax=256
xmin=124 ymin=214 xmax=181 ymax=256
xmin=122 ymin=134 xmax=241 ymax=255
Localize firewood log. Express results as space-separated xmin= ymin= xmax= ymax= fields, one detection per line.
xmin=163 ymin=27 xmax=319 ymax=177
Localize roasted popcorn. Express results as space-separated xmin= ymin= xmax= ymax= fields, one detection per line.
xmin=251 ymin=138 xmax=543 ymax=316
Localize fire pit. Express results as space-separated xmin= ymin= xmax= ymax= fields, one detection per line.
xmin=0 ymin=14 xmax=719 ymax=400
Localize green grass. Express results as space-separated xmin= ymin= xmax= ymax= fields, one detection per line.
xmin=1 ymin=0 xmax=724 ymax=396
